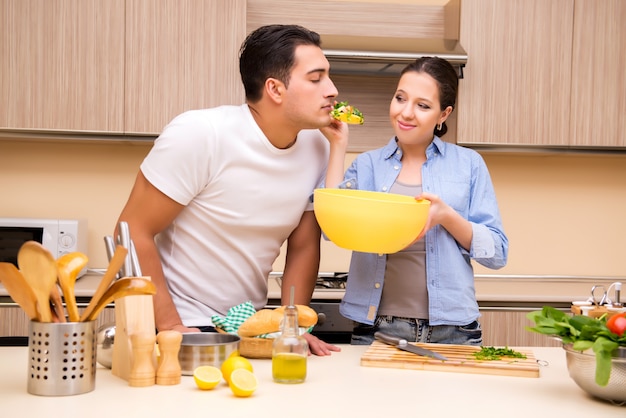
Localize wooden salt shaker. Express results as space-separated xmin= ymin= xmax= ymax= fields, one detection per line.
xmin=156 ymin=330 xmax=182 ymax=385
xmin=128 ymin=332 xmax=156 ymax=387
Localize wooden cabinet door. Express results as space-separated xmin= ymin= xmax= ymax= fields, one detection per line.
xmin=124 ymin=0 xmax=247 ymax=135
xmin=0 ymin=0 xmax=125 ymax=133
xmin=457 ymin=0 xmax=574 ymax=146
xmin=480 ymin=309 xmax=562 ymax=347
xmin=0 ymin=304 xmax=115 ymax=338
xmin=570 ymin=0 xmax=626 ymax=148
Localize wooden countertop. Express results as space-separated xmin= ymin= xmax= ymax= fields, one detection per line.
xmin=1 ymin=271 xmax=622 ymax=305
xmin=0 ymin=346 xmax=623 ymax=417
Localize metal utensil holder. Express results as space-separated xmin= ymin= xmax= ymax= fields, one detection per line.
xmin=27 ymin=321 xmax=97 ymax=396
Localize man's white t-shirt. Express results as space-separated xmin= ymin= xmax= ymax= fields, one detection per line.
xmin=140 ymin=104 xmax=329 ymax=327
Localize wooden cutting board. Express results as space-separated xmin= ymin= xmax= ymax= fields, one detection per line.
xmin=361 ymin=341 xmax=540 ymax=378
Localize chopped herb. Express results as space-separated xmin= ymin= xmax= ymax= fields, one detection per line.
xmin=472 ymin=346 xmax=527 ymax=361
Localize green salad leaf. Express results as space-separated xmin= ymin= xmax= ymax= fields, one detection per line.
xmin=526 ymin=306 xmax=625 ymax=386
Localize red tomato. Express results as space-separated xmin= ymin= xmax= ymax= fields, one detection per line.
xmin=606 ymin=313 xmax=626 ymax=337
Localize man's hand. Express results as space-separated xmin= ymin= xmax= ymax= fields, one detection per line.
xmin=166 ymin=324 xmax=200 ymax=334
xmin=303 ymin=332 xmax=341 ymax=356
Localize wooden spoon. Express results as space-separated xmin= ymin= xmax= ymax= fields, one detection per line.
xmin=49 ymin=285 xmax=67 ymax=322
xmin=57 ymin=252 xmax=89 ymax=322
xmin=0 ymin=262 xmax=40 ymax=320
xmin=82 ymin=277 xmax=156 ymax=322
xmin=79 ymin=245 xmax=128 ymax=322
xmin=17 ymin=241 xmax=57 ymax=322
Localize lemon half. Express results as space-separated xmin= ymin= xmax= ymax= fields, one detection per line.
xmin=193 ymin=365 xmax=222 ymax=390
xmin=229 ymin=368 xmax=258 ymax=397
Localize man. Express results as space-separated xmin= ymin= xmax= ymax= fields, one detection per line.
xmin=115 ymin=25 xmax=346 ymax=355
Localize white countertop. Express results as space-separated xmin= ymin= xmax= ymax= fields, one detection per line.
xmin=0 ymin=346 xmax=623 ymax=417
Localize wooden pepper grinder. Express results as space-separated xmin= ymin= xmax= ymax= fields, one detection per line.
xmin=156 ymin=330 xmax=182 ymax=385
xmin=128 ymin=332 xmax=156 ymax=387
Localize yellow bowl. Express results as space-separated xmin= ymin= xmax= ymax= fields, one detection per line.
xmin=313 ymin=188 xmax=430 ymax=254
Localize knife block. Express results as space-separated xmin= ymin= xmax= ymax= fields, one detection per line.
xmin=112 ymin=276 xmax=156 ymax=382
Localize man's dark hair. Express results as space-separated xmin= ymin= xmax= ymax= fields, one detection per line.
xmin=239 ymin=25 xmax=322 ymax=102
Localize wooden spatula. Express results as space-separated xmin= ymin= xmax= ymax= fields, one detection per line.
xmin=79 ymin=245 xmax=127 ymax=322
xmin=0 ymin=262 xmax=40 ymax=321
xmin=57 ymin=252 xmax=89 ymax=322
xmin=17 ymin=241 xmax=58 ymax=322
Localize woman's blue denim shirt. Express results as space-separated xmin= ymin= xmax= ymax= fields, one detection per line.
xmin=331 ymin=136 xmax=509 ymax=326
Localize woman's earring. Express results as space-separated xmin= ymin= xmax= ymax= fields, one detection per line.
xmin=437 ymin=122 xmax=442 ymax=131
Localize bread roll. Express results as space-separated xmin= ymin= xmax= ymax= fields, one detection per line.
xmin=237 ymin=309 xmax=283 ymax=337
xmin=237 ymin=305 xmax=318 ymax=337
xmin=275 ymin=305 xmax=318 ymax=327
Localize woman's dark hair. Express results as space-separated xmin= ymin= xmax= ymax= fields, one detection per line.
xmin=400 ymin=57 xmax=458 ymax=137
xmin=239 ymin=25 xmax=322 ymax=102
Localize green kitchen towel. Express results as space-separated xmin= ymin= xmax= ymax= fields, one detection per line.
xmin=211 ymin=301 xmax=257 ymax=334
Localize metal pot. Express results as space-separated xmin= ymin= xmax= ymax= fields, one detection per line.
xmin=96 ymin=323 xmax=116 ymax=369
xmin=179 ymin=332 xmax=240 ymax=375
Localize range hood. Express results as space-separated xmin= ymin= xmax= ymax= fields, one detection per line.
xmin=323 ymin=36 xmax=467 ymax=79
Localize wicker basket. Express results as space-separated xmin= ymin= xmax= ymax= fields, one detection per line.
xmin=216 ymin=328 xmax=273 ymax=359
xmin=238 ymin=336 xmax=274 ymax=359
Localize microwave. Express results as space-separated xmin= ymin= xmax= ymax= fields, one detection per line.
xmin=0 ymin=217 xmax=88 ymax=277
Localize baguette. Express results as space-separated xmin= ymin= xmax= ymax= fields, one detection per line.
xmin=237 ymin=305 xmax=318 ymax=337
xmin=237 ymin=309 xmax=283 ymax=337
xmin=275 ymin=305 xmax=318 ymax=327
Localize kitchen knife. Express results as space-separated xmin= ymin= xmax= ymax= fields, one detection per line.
xmin=103 ymin=235 xmax=120 ymax=279
xmin=374 ymin=331 xmax=448 ymax=361
xmin=129 ymin=239 xmax=142 ymax=276
xmin=117 ymin=222 xmax=132 ymax=278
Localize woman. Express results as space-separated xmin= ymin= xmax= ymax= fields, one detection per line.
xmin=324 ymin=57 xmax=508 ymax=345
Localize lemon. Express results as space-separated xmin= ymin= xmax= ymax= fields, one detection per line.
xmin=347 ymin=114 xmax=363 ymax=124
xmin=220 ymin=356 xmax=253 ymax=384
xmin=193 ymin=366 xmax=222 ymax=390
xmin=229 ymin=368 xmax=258 ymax=397
xmin=338 ymin=112 xmax=363 ymax=125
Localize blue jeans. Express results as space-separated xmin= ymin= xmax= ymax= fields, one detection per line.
xmin=351 ymin=316 xmax=482 ymax=346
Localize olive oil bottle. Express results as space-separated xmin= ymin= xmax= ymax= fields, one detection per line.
xmin=272 ymin=287 xmax=308 ymax=383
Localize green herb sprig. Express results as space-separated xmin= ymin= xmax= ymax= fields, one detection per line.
xmin=526 ymin=306 xmax=626 ymax=386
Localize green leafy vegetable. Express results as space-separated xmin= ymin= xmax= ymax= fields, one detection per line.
xmin=472 ymin=346 xmax=527 ymax=361
xmin=526 ymin=306 xmax=626 ymax=386
xmin=331 ymin=101 xmax=364 ymax=124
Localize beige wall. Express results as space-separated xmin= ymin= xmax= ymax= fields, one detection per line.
xmin=1 ymin=139 xmax=625 ymax=278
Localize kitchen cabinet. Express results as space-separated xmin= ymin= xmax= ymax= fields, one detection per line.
xmin=1 ymin=0 xmax=246 ymax=136
xmin=124 ymin=0 xmax=247 ymax=134
xmin=479 ymin=309 xmax=562 ymax=347
xmin=0 ymin=0 xmax=125 ymax=133
xmin=458 ymin=0 xmax=625 ymax=149
xmin=247 ymin=0 xmax=459 ymax=40
xmin=570 ymin=0 xmax=626 ymax=147
xmin=457 ymin=0 xmax=574 ymax=147
xmin=247 ymin=0 xmax=457 ymax=40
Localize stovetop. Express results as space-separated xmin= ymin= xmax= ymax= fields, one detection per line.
xmin=273 ymin=272 xmax=347 ymax=290
xmin=267 ymin=272 xmax=347 ymax=301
